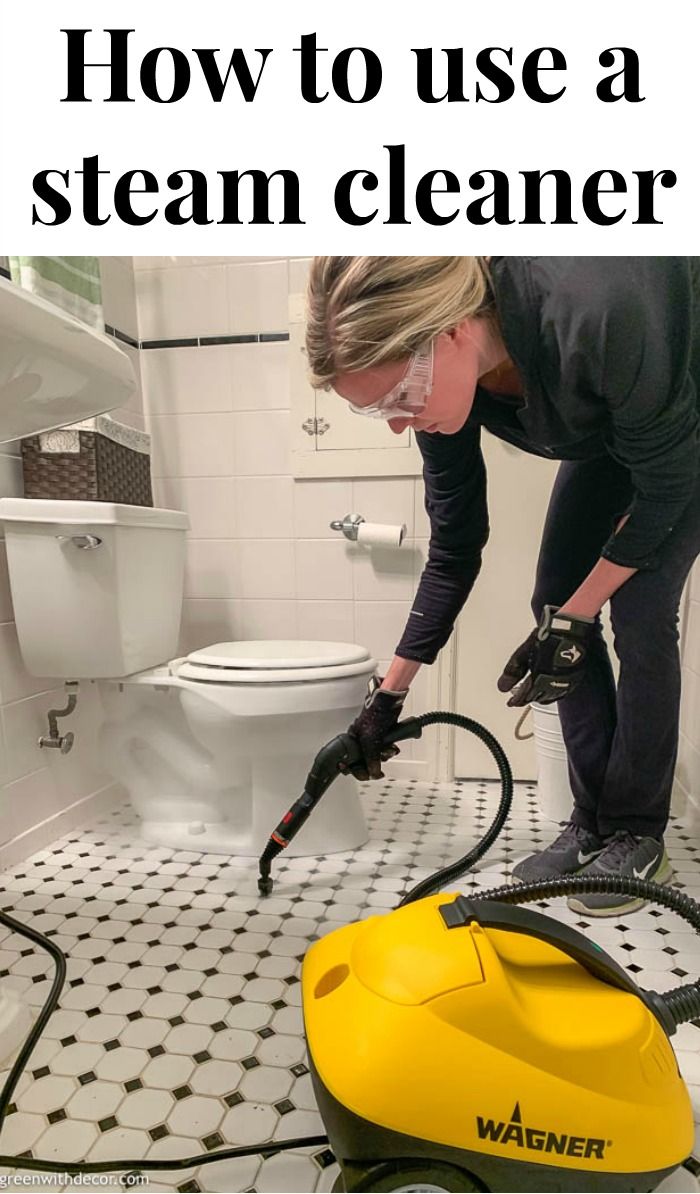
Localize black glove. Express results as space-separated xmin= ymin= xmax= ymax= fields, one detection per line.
xmin=344 ymin=675 xmax=409 ymax=780
xmin=497 ymin=605 xmax=596 ymax=707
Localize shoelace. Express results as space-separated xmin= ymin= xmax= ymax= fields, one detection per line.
xmin=553 ymin=820 xmax=598 ymax=851
xmin=596 ymin=829 xmax=641 ymax=869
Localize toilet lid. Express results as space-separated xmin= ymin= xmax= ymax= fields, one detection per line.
xmin=174 ymin=640 xmax=375 ymax=684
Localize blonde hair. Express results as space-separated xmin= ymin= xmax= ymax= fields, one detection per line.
xmin=305 ymin=257 xmax=492 ymax=389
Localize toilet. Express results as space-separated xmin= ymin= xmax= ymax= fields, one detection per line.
xmin=0 ymin=499 xmax=376 ymax=856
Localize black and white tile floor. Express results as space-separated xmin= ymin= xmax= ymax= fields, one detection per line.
xmin=1 ymin=780 xmax=700 ymax=1193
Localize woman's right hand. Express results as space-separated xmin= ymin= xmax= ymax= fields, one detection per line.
xmin=345 ymin=676 xmax=409 ymax=781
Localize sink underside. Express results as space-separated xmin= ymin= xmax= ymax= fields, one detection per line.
xmin=0 ymin=275 xmax=135 ymax=443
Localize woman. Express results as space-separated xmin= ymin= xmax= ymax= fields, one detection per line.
xmin=305 ymin=256 xmax=700 ymax=917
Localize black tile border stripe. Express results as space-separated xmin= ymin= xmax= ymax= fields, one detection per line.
xmin=0 ymin=265 xmax=10 ymax=281
xmin=140 ymin=337 xmax=199 ymax=349
xmin=200 ymin=334 xmax=257 ymax=346
xmin=104 ymin=324 xmax=140 ymax=349
xmin=141 ymin=332 xmax=290 ymax=349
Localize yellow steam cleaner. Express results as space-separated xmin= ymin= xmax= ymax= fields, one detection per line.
xmin=1 ymin=711 xmax=699 ymax=1192
xmin=259 ymin=710 xmax=700 ymax=1192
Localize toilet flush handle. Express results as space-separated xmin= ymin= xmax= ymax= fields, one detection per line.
xmin=55 ymin=534 xmax=103 ymax=549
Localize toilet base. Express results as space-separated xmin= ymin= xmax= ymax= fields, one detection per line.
xmin=99 ymin=672 xmax=375 ymax=860
xmin=139 ymin=816 xmax=369 ymax=858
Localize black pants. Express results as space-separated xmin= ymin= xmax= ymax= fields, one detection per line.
xmin=531 ymin=455 xmax=700 ymax=839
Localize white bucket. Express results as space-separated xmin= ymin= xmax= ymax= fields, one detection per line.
xmin=530 ymin=702 xmax=575 ymax=823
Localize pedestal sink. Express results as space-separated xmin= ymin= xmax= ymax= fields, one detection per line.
xmin=0 ymin=275 xmax=136 ymax=443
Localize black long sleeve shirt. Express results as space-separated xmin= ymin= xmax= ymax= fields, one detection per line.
xmin=395 ymin=257 xmax=700 ymax=665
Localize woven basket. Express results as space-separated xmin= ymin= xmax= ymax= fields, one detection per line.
xmin=22 ymin=425 xmax=153 ymax=506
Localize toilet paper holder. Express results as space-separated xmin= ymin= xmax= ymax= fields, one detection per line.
xmin=330 ymin=514 xmax=407 ymax=547
xmin=330 ymin=513 xmax=365 ymax=541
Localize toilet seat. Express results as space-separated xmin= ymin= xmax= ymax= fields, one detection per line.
xmin=174 ymin=640 xmax=375 ymax=685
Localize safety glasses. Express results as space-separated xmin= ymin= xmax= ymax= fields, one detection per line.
xmin=341 ymin=343 xmax=434 ymax=420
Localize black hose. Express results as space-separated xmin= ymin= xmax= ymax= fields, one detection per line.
xmin=663 ymin=984 xmax=700 ymax=1026
xmin=0 ymin=1140 xmax=330 ymax=1177
xmin=0 ymin=909 xmax=66 ymax=1123
xmin=398 ymin=711 xmax=514 ymax=907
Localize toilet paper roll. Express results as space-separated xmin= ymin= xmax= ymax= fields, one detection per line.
xmin=356 ymin=522 xmax=407 ymax=548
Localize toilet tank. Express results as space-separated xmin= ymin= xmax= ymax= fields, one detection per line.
xmin=0 ymin=499 xmax=189 ymax=678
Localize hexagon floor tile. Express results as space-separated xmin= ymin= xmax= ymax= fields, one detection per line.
xmin=1 ymin=781 xmax=700 ymax=1192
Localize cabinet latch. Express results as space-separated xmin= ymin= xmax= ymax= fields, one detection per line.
xmin=301 ymin=417 xmax=330 ymax=437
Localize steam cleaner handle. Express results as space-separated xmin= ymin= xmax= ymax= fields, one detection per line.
xmin=384 ymin=718 xmax=424 ymax=744
xmin=268 ymin=789 xmax=318 ymax=850
xmin=269 ymin=718 xmax=422 ymax=849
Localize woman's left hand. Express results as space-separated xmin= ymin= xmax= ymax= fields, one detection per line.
xmin=497 ymin=606 xmax=596 ymax=706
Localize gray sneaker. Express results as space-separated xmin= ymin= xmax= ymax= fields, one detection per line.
xmin=511 ymin=821 xmax=604 ymax=883
xmin=567 ymin=831 xmax=673 ymax=917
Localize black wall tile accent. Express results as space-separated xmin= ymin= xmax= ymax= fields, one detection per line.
xmin=106 ymin=325 xmax=140 ymax=349
xmin=199 ymin=334 xmax=257 ymax=346
xmin=141 ymin=332 xmax=290 ymax=350
xmin=140 ymin=338 xmax=199 ymax=350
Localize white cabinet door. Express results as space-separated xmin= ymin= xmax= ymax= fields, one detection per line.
xmin=314 ymin=381 xmax=416 ymax=454
xmin=290 ymin=295 xmax=422 ymax=478
xmin=453 ymin=433 xmax=558 ymax=780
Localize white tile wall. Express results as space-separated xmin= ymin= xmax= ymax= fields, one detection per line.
xmin=114 ymin=344 xmax=145 ymax=430
xmin=227 ymin=261 xmax=289 ymax=334
xmin=140 ymin=342 xmax=290 ymax=416
xmin=155 ymin=477 xmax=236 ymax=538
xmin=135 ymin=262 xmax=288 ymax=342
xmin=231 ymin=343 xmax=290 ymax=411
xmin=0 ymin=454 xmax=22 ymax=496
xmin=296 ymin=539 xmax=355 ymax=604
xmin=296 ymin=600 xmax=354 ymax=641
xmin=236 ymin=599 xmax=298 ymax=640
xmin=141 ymin=346 xmax=233 ymax=415
xmin=0 ymin=623 xmax=56 ymax=704
xmin=293 ymin=480 xmax=353 ymax=538
xmin=177 ymin=599 xmax=240 ymax=655
xmin=353 ymin=479 xmax=415 ymax=537
xmin=150 ymin=413 xmax=236 ymax=478
xmin=232 ymin=411 xmax=292 ymax=476
xmin=235 ymin=477 xmax=295 ymax=539
xmin=236 ymin=540 xmax=296 ymax=600
xmin=101 ymin=257 xmax=139 ymax=342
xmin=184 ymin=540 xmax=241 ymax=600
xmin=351 ymin=542 xmax=417 ymax=603
xmin=136 ymin=265 xmax=229 ymax=341
xmin=353 ymin=601 xmax=414 ymax=663
xmin=0 ymin=258 xmax=143 ymax=860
